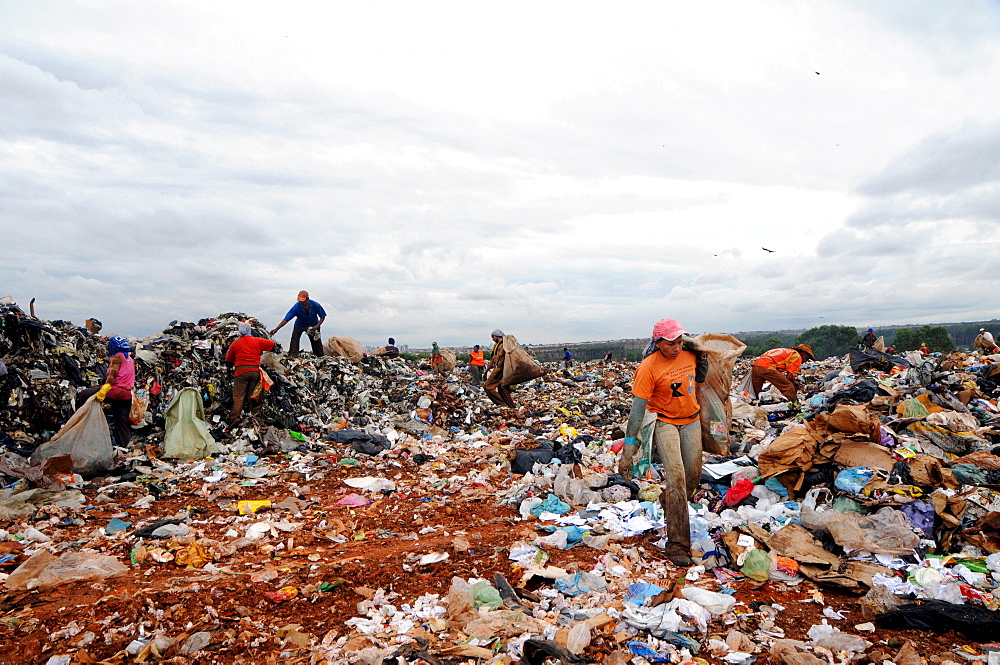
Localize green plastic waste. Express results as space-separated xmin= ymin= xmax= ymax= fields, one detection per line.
xmin=831 ymin=496 xmax=866 ymax=514
xmin=288 ymin=430 xmax=307 ymax=441
xmin=740 ymin=548 xmax=770 ymax=582
xmin=469 ymin=581 xmax=503 ymax=610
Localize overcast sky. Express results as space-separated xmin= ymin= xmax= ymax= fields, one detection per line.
xmin=3 ymin=1 xmax=1000 ymax=348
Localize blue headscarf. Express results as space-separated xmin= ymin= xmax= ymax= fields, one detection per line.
xmin=107 ymin=335 xmax=131 ymax=357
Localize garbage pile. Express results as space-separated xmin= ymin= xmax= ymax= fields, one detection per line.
xmin=2 ymin=301 xmax=1000 ymax=664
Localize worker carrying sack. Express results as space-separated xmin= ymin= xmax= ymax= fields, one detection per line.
xmin=501 ymin=335 xmax=546 ymax=387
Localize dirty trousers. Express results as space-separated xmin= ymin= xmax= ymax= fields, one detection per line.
xmin=289 ymin=326 xmax=324 ymax=356
xmin=654 ymin=419 xmax=702 ymax=549
xmin=469 ymin=365 xmax=483 ymax=385
xmin=230 ymin=371 xmax=260 ymax=425
xmin=484 ymin=368 xmax=516 ymax=408
xmin=78 ymin=387 xmax=131 ymax=446
xmin=750 ymin=365 xmax=797 ymax=402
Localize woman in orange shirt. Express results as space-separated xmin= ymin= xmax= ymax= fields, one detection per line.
xmin=618 ymin=318 xmax=708 ymax=566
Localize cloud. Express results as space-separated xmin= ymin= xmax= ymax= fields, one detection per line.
xmin=3 ymin=1 xmax=1000 ymax=345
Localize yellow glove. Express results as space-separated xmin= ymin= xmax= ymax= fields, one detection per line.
xmin=95 ymin=384 xmax=112 ymax=402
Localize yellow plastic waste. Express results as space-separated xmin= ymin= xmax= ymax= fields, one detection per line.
xmin=238 ymin=500 xmax=272 ymax=515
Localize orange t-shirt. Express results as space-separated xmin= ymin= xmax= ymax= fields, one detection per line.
xmin=631 ymin=350 xmax=700 ymax=425
xmin=470 ymin=350 xmax=485 ymax=366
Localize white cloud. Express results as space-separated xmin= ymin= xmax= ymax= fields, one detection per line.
xmin=2 ymin=1 xmax=1000 ymax=347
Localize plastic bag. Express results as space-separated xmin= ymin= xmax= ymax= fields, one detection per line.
xmin=801 ymin=506 xmax=919 ymax=554
xmin=162 ymin=387 xmax=218 ymax=461
xmin=5 ymin=550 xmax=128 ymax=591
xmin=469 ymin=580 xmax=503 ymax=610
xmin=554 ymin=466 xmax=602 ymax=506
xmin=724 ymin=478 xmax=754 ymax=506
xmin=129 ymin=389 xmax=148 ymax=426
xmin=501 ymin=335 xmax=545 ymax=386
xmin=740 ymin=548 xmax=770 ymax=582
xmin=30 ymin=396 xmax=114 ymax=476
xmin=807 ymin=621 xmax=871 ymax=653
xmin=444 ymin=577 xmax=478 ymax=628
xmin=530 ymin=493 xmax=570 ymax=517
xmin=680 ymin=586 xmax=736 ymax=616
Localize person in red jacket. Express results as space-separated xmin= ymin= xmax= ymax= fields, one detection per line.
xmin=225 ymin=322 xmax=275 ymax=426
xmin=750 ymin=344 xmax=814 ymax=403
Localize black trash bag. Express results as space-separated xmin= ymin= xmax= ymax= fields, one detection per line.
xmin=829 ymin=378 xmax=880 ymax=405
xmin=60 ymin=353 xmax=85 ymax=386
xmin=977 ymin=363 xmax=1000 ymax=395
xmin=888 ymin=460 xmax=914 ymax=486
xmin=325 ymin=429 xmax=391 ymax=456
xmin=554 ymin=440 xmax=583 ymax=466
xmin=875 ymin=600 xmax=1000 ymax=641
xmin=511 ymin=439 xmax=555 ymax=475
xmin=521 ymin=639 xmax=587 ymax=665
xmin=132 ymin=518 xmax=186 ymax=539
xmin=600 ymin=472 xmax=641 ymax=500
xmin=849 ymin=348 xmax=909 ymax=373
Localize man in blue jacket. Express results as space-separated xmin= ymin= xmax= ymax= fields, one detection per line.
xmin=270 ymin=290 xmax=327 ymax=357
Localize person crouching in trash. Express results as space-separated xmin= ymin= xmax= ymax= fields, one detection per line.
xmin=618 ymin=318 xmax=708 ymax=567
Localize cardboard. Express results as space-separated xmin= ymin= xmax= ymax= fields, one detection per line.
xmin=833 ymin=441 xmax=896 ymax=471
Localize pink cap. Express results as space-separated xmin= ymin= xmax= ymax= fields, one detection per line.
xmin=652 ymin=318 xmax=687 ymax=341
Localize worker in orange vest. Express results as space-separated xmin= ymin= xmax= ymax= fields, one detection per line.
xmin=469 ymin=344 xmax=485 ymax=385
xmin=750 ymin=344 xmax=814 ymax=403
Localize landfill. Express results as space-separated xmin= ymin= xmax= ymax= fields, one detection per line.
xmin=2 ymin=297 xmax=1000 ymax=664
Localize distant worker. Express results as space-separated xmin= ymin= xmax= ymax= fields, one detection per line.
xmin=563 ymin=347 xmax=574 ymax=369
xmin=484 ymin=329 xmax=516 ymax=409
xmin=618 ymin=318 xmax=708 ymax=567
xmin=974 ymin=328 xmax=999 ymax=355
xmin=371 ymin=337 xmax=400 ymax=359
xmin=225 ymin=322 xmax=275 ymax=426
xmin=860 ymin=328 xmax=876 ymax=352
xmin=469 ymin=344 xmax=485 ymax=385
xmin=430 ymin=342 xmax=444 ymax=375
xmin=919 ymin=343 xmax=930 ymax=356
xmin=750 ymin=344 xmax=815 ymax=403
xmin=78 ymin=336 xmax=135 ymax=446
xmin=604 ymin=352 xmax=613 ymax=362
xmin=885 ymin=345 xmax=895 ymax=355
xmin=270 ymin=290 xmax=326 ymax=357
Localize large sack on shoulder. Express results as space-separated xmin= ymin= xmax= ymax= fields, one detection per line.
xmin=163 ymin=387 xmax=218 ymax=461
xmin=692 ymin=333 xmax=746 ymax=455
xmin=323 ymin=336 xmax=364 ymax=363
xmin=439 ymin=348 xmax=457 ymax=374
xmin=501 ymin=335 xmax=545 ymax=387
xmin=31 ymin=396 xmax=114 ymax=477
